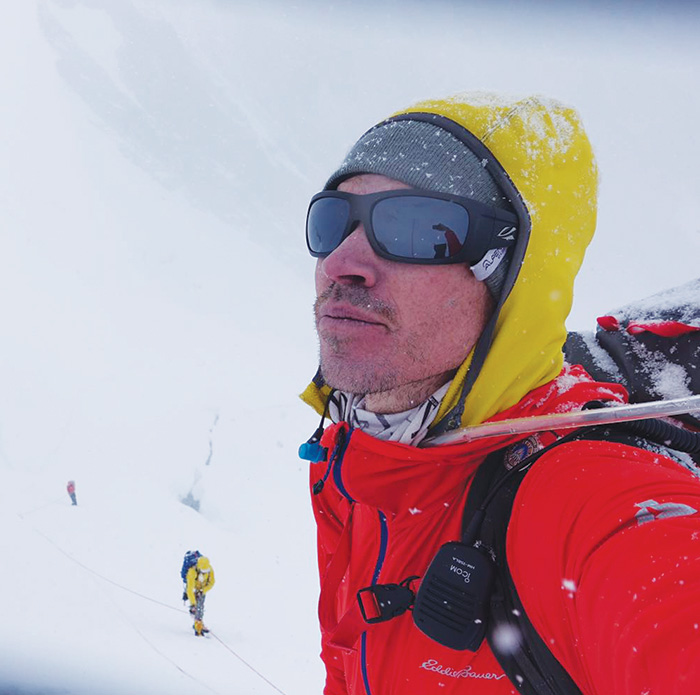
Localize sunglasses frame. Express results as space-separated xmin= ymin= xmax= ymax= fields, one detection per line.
xmin=306 ymin=188 xmax=519 ymax=265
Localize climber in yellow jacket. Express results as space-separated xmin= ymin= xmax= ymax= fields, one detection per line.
xmin=186 ymin=555 xmax=215 ymax=636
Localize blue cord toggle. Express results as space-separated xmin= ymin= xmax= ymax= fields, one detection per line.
xmin=299 ymin=441 xmax=328 ymax=462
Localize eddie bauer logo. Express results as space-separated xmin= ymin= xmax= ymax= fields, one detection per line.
xmin=420 ymin=659 xmax=506 ymax=680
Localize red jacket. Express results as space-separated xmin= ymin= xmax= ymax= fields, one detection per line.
xmin=310 ymin=371 xmax=700 ymax=694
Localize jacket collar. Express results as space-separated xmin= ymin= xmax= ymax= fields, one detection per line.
xmin=317 ymin=366 xmax=627 ymax=515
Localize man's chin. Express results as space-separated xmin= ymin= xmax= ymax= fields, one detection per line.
xmin=319 ymin=359 xmax=396 ymax=396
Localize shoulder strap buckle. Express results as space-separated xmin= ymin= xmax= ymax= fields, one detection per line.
xmin=356 ymin=576 xmax=418 ymax=624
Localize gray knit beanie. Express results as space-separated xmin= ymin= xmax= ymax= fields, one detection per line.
xmin=325 ymin=119 xmax=513 ymax=298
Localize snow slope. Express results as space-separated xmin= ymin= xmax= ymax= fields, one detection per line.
xmin=1 ymin=1 xmax=699 ymax=693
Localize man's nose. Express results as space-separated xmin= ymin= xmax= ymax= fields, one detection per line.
xmin=318 ymin=225 xmax=379 ymax=287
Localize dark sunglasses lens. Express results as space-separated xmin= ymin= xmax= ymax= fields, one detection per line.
xmin=307 ymin=197 xmax=350 ymax=255
xmin=371 ymin=197 xmax=470 ymax=260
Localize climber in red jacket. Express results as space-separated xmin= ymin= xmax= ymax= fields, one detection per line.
xmin=300 ymin=93 xmax=700 ymax=694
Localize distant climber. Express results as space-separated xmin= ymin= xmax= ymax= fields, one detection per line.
xmin=66 ymin=480 xmax=77 ymax=506
xmin=185 ymin=555 xmax=215 ymax=636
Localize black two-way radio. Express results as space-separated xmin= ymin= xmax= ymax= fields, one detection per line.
xmin=412 ymin=511 xmax=494 ymax=651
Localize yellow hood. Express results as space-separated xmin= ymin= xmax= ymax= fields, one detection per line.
xmin=302 ymin=92 xmax=598 ymax=431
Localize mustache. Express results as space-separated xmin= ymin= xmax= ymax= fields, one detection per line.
xmin=314 ymin=283 xmax=396 ymax=323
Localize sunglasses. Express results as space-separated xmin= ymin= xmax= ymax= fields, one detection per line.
xmin=306 ymin=189 xmax=518 ymax=265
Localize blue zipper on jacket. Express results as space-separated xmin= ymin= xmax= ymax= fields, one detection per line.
xmin=361 ymin=509 xmax=388 ymax=695
xmin=330 ymin=427 xmax=355 ymax=502
xmin=317 ymin=426 xmax=390 ymax=695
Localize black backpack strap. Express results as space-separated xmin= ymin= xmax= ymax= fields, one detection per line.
xmin=465 ymin=446 xmax=583 ymax=695
xmin=485 ymin=468 xmax=582 ymax=694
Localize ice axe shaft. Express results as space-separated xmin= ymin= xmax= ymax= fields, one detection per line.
xmin=425 ymin=395 xmax=700 ymax=446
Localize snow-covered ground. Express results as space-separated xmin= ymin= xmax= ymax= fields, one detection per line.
xmin=2 ymin=1 xmax=699 ymax=693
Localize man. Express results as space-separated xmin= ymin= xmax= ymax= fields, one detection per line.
xmin=300 ymin=93 xmax=700 ymax=694
xmin=186 ymin=555 xmax=215 ymax=636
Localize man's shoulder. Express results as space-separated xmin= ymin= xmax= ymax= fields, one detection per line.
xmin=508 ymin=436 xmax=700 ymax=559
xmin=518 ymin=437 xmax=698 ymax=509
xmin=503 ymin=436 xmax=700 ymax=694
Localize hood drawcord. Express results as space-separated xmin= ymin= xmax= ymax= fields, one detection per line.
xmin=299 ymin=392 xmax=336 ymax=495
xmin=312 ymin=424 xmax=349 ymax=496
xmin=300 ymin=390 xmax=332 ymax=464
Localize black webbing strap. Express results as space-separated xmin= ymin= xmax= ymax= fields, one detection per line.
xmin=464 ymin=444 xmax=583 ymax=695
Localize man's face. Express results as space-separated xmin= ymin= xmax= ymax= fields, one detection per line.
xmin=314 ymin=174 xmax=493 ymax=412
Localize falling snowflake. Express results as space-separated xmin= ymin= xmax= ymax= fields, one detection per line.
xmin=492 ymin=623 xmax=522 ymax=654
xmin=561 ymin=578 xmax=577 ymax=594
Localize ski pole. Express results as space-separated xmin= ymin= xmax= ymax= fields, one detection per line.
xmin=425 ymin=394 xmax=700 ymax=446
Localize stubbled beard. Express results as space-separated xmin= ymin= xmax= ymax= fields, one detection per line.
xmin=314 ymin=283 xmax=399 ymax=394
xmin=319 ymin=347 xmax=402 ymax=396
